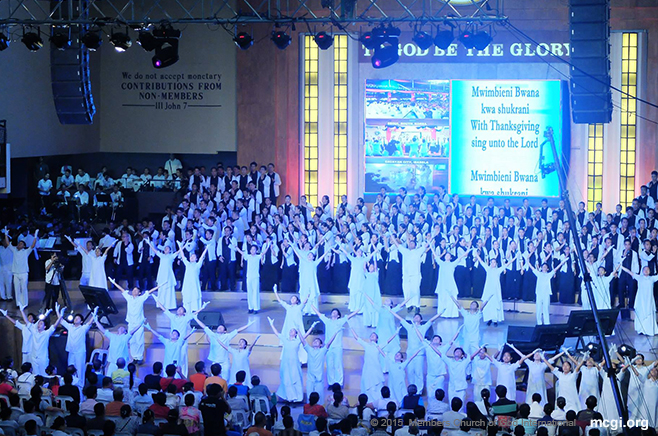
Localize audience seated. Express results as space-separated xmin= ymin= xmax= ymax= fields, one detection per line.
xmin=179 ymin=393 xmax=201 ymax=436
xmin=303 ymin=392 xmax=328 ymax=418
xmin=149 ymin=393 xmax=170 ymax=419
xmin=106 ymin=388 xmax=126 ymax=416
xmin=427 ymin=389 xmax=449 ymax=417
xmin=87 ymin=403 xmax=107 ymax=431
xmin=204 ymin=364 xmax=227 ymax=395
xmin=156 ymin=409 xmax=189 ymax=436
xmin=189 ymin=362 xmax=207 ymax=393
xmin=442 ymin=397 xmax=465 ymax=431
xmin=137 ymin=410 xmax=160 ymax=436
xmin=115 ymin=404 xmax=139 ymax=436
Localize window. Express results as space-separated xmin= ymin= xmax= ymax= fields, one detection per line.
xmin=303 ymin=35 xmax=320 ymax=206
xmin=587 ymin=124 xmax=604 ymax=211
xmin=619 ymin=32 xmax=638 ymax=207
xmin=333 ymin=35 xmax=348 ymax=207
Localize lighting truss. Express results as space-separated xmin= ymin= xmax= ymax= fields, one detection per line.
xmin=0 ymin=0 xmax=506 ymax=27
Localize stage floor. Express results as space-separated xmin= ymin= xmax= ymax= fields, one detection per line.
xmin=4 ymin=282 xmax=658 ymax=405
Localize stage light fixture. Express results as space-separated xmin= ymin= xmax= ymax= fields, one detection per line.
xmin=233 ymin=32 xmax=253 ymax=50
xmin=434 ymin=29 xmax=454 ymax=50
xmin=137 ymin=31 xmax=158 ymax=51
xmin=585 ymin=342 xmax=602 ymax=361
xmin=110 ymin=30 xmax=132 ymax=52
xmin=618 ymin=344 xmax=636 ymax=359
xmin=412 ymin=31 xmax=433 ymax=50
xmin=152 ymin=39 xmax=179 ymax=68
xmin=271 ymin=30 xmax=291 ymax=50
xmin=81 ymin=29 xmax=102 ymax=51
xmin=314 ymin=31 xmax=333 ymax=50
xmin=38 ymin=313 xmax=46 ymax=320
xmin=371 ymin=24 xmax=400 ymax=69
xmin=471 ymin=30 xmax=492 ymax=50
xmin=22 ymin=30 xmax=43 ymax=52
xmin=459 ymin=30 xmax=475 ymax=49
xmin=359 ymin=32 xmax=376 ymax=49
xmin=0 ymin=33 xmax=9 ymax=51
xmin=50 ymin=27 xmax=71 ymax=50
xmin=66 ymin=313 xmax=74 ymax=322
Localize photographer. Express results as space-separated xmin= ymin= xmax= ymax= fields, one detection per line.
xmin=43 ymin=252 xmax=63 ymax=310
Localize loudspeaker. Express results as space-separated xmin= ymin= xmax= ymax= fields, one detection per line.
xmin=79 ymin=285 xmax=119 ymax=326
xmin=303 ymin=315 xmax=324 ymax=335
xmin=48 ymin=331 xmax=69 ymax=375
xmin=191 ymin=311 xmax=225 ymax=330
xmin=569 ymin=0 xmax=612 ymax=124
xmin=50 ymin=1 xmax=96 ymax=125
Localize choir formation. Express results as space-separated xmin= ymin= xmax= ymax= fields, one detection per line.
xmin=1 ymin=161 xmax=658 ymax=436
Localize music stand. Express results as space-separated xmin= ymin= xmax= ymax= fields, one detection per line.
xmin=565 ymin=309 xmax=619 ymax=351
xmin=79 ymin=285 xmax=119 ymax=327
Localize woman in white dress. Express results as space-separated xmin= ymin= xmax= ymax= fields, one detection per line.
xmin=312 ymin=305 xmax=359 ymax=387
xmin=216 ymin=333 xmax=261 ymax=386
xmin=147 ymin=239 xmax=183 ymax=310
xmin=362 ymin=261 xmax=381 ymax=327
xmin=543 ymin=350 xmax=581 ymax=413
xmin=179 ymin=245 xmax=208 ymax=313
xmin=87 ymin=243 xmax=116 ymax=290
xmin=364 ymin=296 xmax=408 ymax=372
xmin=620 ymin=265 xmax=658 ymax=336
xmin=145 ymin=323 xmax=196 ymax=369
xmin=59 ymin=307 xmax=96 ymax=385
xmin=65 ymin=236 xmax=97 ymax=287
xmin=274 ymin=286 xmax=307 ymax=337
xmin=110 ymin=277 xmax=160 ymax=363
xmin=576 ymin=355 xmax=601 ymax=409
xmin=195 ymin=316 xmax=253 ymax=380
xmin=479 ymin=256 xmax=511 ymax=326
xmin=154 ymin=299 xmax=208 ymax=377
xmin=350 ymin=328 xmax=386 ymax=403
xmin=432 ymin=244 xmax=471 ymax=318
xmin=517 ymin=349 xmax=548 ymax=406
xmin=0 ymin=307 xmax=41 ymax=366
xmin=268 ymin=317 xmax=304 ymax=402
xmin=292 ymin=245 xmax=327 ymax=314
xmin=493 ymin=344 xmax=523 ymax=402
xmin=598 ymin=360 xmax=624 ymax=422
xmin=636 ymin=363 xmax=658 ymax=427
xmin=621 ymin=354 xmax=653 ymax=420
xmin=470 ymin=346 xmax=494 ymax=402
xmin=386 ymin=347 xmax=421 ymax=405
xmin=337 ymin=246 xmax=372 ymax=313
xmin=235 ymin=244 xmax=266 ymax=313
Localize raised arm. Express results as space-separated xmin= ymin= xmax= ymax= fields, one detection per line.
xmin=267 ymin=317 xmax=280 ymax=336
xmin=146 ymin=283 xmax=163 ymax=295
xmin=93 ymin=314 xmax=107 ymax=336
xmin=541 ymin=353 xmax=557 ymax=372
xmin=550 ymin=259 xmax=568 ymax=277
xmin=507 ymin=343 xmax=525 ymax=360
xmin=108 ymin=277 xmax=127 ymax=293
xmin=183 ymin=327 xmax=197 ymax=342
xmin=449 ymin=325 xmax=464 ymax=347
xmin=427 ymin=311 xmax=442 ymax=324
xmin=389 ymin=307 xmax=406 ymax=323
xmin=518 ymin=348 xmax=540 ymax=365
xmin=0 ymin=308 xmax=19 ymax=325
xmin=302 ymin=321 xmax=320 ymax=340
xmin=144 ymin=323 xmax=166 ymax=343
xmin=249 ymin=334 xmax=261 ymax=352
xmin=450 ymin=296 xmax=462 ymax=310
xmin=235 ymin=320 xmax=255 ymax=333
xmin=103 ymin=240 xmax=117 ymax=257
xmin=385 ymin=326 xmax=402 ymax=346
xmin=30 ymin=229 xmax=39 ymax=249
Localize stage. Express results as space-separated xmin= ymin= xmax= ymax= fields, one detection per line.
xmin=4 ymin=282 xmax=658 ymax=404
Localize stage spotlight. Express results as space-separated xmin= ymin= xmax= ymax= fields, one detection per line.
xmin=137 ymin=31 xmax=158 ymax=51
xmin=371 ymin=24 xmax=400 ymax=69
xmin=459 ymin=30 xmax=475 ymax=49
xmin=471 ymin=30 xmax=492 ymax=50
xmin=314 ymin=31 xmax=333 ymax=50
xmin=50 ymin=27 xmax=71 ymax=50
xmin=359 ymin=32 xmax=376 ymax=49
xmin=152 ymin=39 xmax=179 ymax=68
xmin=22 ymin=30 xmax=43 ymax=52
xmin=618 ymin=344 xmax=636 ymax=359
xmin=0 ymin=33 xmax=9 ymax=51
xmin=434 ymin=29 xmax=454 ymax=50
xmin=271 ymin=30 xmax=291 ymax=50
xmin=233 ymin=32 xmax=253 ymax=50
xmin=110 ymin=30 xmax=132 ymax=52
xmin=412 ymin=31 xmax=433 ymax=50
xmin=81 ymin=29 xmax=102 ymax=51
xmin=585 ymin=342 xmax=602 ymax=361
xmin=38 ymin=313 xmax=46 ymax=320
xmin=66 ymin=313 xmax=74 ymax=322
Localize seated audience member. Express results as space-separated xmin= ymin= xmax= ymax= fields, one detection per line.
xmin=198 ymin=384 xmax=231 ymax=436
xmin=249 ymin=375 xmax=272 ymax=400
xmin=156 ymin=409 xmax=189 ymax=436
xmin=87 ymin=403 xmax=107 ymax=431
xmin=29 ymin=386 xmax=62 ymax=416
xmin=180 ymin=393 xmax=202 ymax=436
xmin=355 ymin=394 xmax=374 ymax=424
xmin=106 ymin=388 xmax=126 ymax=416
xmin=115 ymin=405 xmax=140 ymax=436
xmin=576 ymin=396 xmax=598 ymax=427
xmin=465 ymin=402 xmax=488 ymax=430
xmin=511 ymin=403 xmax=537 ymax=435
xmin=513 ymin=425 xmax=526 ymax=436
xmin=476 ymin=388 xmax=493 ymax=418
xmin=551 ymin=398 xmax=567 ymax=421
xmin=16 ymin=364 xmax=36 ymax=397
xmin=442 ymin=398 xmax=466 ymax=431
xmin=304 ymin=392 xmax=328 ymax=418
xmin=165 ymin=384 xmax=181 ymax=409
xmin=144 ymin=363 xmax=163 ymax=391
xmin=133 ymin=383 xmax=154 ymax=414
xmin=137 ymin=410 xmax=160 ymax=436
xmin=80 ymin=386 xmax=99 ymax=415
xmin=308 ymin=417 xmax=327 ymax=436
xmin=326 ymin=392 xmax=349 ymax=422
xmin=456 ymin=420 xmax=473 ymax=436
xmin=558 ymin=411 xmax=581 ymax=436
xmin=401 ymin=384 xmax=424 ymax=409
xmin=246 ymin=412 xmax=274 ymax=436
xmin=584 ymin=415 xmax=609 ymax=436
xmin=324 ymin=384 xmax=349 ymax=408
xmin=529 ymin=393 xmax=544 ymax=419
xmin=97 ymin=377 xmax=115 ymax=403
xmin=50 ymin=417 xmax=68 ymax=436
xmin=149 ymin=393 xmax=171 ymax=419
xmin=204 ymin=364 xmax=228 ymax=395
xmin=58 ymin=374 xmax=81 ymax=404
xmin=228 ymin=371 xmax=249 ymax=396
xmin=160 ymin=365 xmax=186 ymax=393
xmin=394 ymin=413 xmax=417 ymax=436
xmin=492 ymin=385 xmax=517 ymax=429
xmin=0 ymin=406 xmax=19 ymax=434
xmin=111 ymin=358 xmax=130 ymax=385
xmin=226 ymin=386 xmax=248 ymax=413
xmin=0 ymin=373 xmax=17 ymax=396
xmin=375 ymin=386 xmax=393 ymax=411
xmin=64 ymin=401 xmax=87 ymax=432
xmin=189 ymin=362 xmax=207 ymax=393
xmin=427 ymin=389 xmax=449 ymax=417
xmin=102 ymin=420 xmax=116 ymax=436
xmin=279 ymin=416 xmax=301 ymax=436
xmin=537 ymin=404 xmax=557 ymax=436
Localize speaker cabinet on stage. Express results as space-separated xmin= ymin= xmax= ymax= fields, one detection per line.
xmin=191 ymin=311 xmax=225 ymax=330
xmin=50 ymin=1 xmax=96 ymax=125
xmin=303 ymin=315 xmax=324 ymax=335
xmin=569 ymin=0 xmax=612 ymax=124
xmin=48 ymin=331 xmax=68 ymax=375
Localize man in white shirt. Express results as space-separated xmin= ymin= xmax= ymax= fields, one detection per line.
xmin=59 ymin=169 xmax=75 ymax=190
xmin=43 ymin=252 xmax=62 ymax=310
xmin=442 ymin=397 xmax=466 ymax=430
xmin=74 ymin=185 xmax=91 ymax=220
xmin=164 ymin=154 xmax=183 ymax=178
xmin=75 ymin=168 xmax=91 ymax=189
xmin=37 ymin=173 xmax=53 ymax=213
xmin=6 ymin=228 xmax=38 ymax=308
xmin=266 ymin=163 xmax=282 ymax=203
xmin=0 ymin=233 xmax=13 ymax=300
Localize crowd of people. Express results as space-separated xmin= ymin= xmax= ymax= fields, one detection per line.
xmin=0 ymin=158 xmax=657 ymax=436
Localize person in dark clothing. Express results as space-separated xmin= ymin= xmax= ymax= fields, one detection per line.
xmin=144 ymin=362 xmax=163 ymax=391
xmin=491 ymin=385 xmax=517 ymax=430
xmin=199 ymin=383 xmax=231 ymax=436
xmin=87 ymin=403 xmax=107 ymax=431
xmin=137 ymin=410 xmax=160 ymax=436
xmin=279 ymin=416 xmax=302 ymax=436
xmin=156 ymin=409 xmax=189 ymax=436
xmin=401 ymin=384 xmax=423 ymax=410
xmin=64 ymin=402 xmax=87 ymax=431
xmin=58 ymin=374 xmax=81 ymax=404
xmin=558 ymin=411 xmax=581 ymax=436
